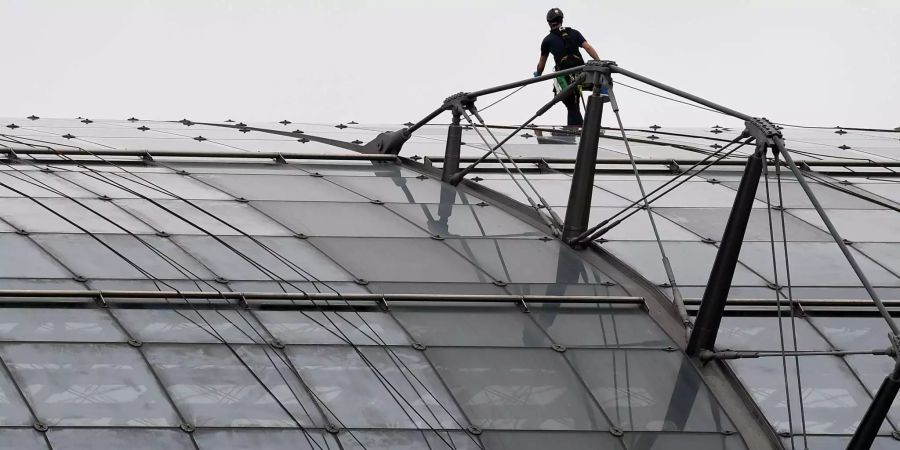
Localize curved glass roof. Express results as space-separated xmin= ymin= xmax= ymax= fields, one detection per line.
xmin=1 ymin=116 xmax=898 ymax=449
xmin=0 ymin=117 xmax=766 ymax=449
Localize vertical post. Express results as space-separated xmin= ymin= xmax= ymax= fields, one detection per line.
xmin=686 ymin=140 xmax=767 ymax=355
xmin=562 ymin=61 xmax=609 ymax=243
xmin=442 ymin=108 xmax=463 ymax=183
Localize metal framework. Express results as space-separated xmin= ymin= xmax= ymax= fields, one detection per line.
xmin=0 ymin=289 xmax=645 ymax=306
xmin=1 ymin=147 xmax=397 ymax=161
xmin=376 ymin=59 xmax=900 ymax=449
xmin=5 ymin=57 xmax=898 ymax=448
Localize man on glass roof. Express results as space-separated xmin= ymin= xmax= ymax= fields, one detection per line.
xmin=534 ymin=7 xmax=601 ymax=130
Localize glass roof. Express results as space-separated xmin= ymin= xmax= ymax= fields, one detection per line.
xmin=1 ymin=116 xmax=899 ymax=448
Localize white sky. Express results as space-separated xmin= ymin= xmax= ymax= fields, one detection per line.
xmin=2 ymin=0 xmax=898 ymax=129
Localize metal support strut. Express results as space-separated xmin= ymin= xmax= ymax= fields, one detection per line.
xmin=441 ymin=95 xmax=467 ymax=182
xmin=561 ymin=60 xmax=615 ymax=243
xmin=686 ymin=119 xmax=778 ymax=356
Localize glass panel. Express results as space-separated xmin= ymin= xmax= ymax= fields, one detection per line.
xmin=167 ymin=162 xmax=296 ymax=175
xmin=532 ymin=304 xmax=673 ymax=347
xmin=567 ymin=349 xmax=733 ymax=432
xmin=788 ymin=286 xmax=900 ymax=301
xmin=47 ymin=429 xmax=193 ymax=450
xmin=0 ymin=343 xmax=179 ymax=426
xmin=195 ymin=429 xmax=336 ymax=450
xmin=87 ymin=279 xmax=220 ymax=292
xmin=386 ymin=203 xmax=543 ymax=238
xmin=292 ymin=162 xmax=420 ymax=177
xmin=310 ymin=237 xmax=488 ymax=283
xmin=143 ymin=343 xmax=319 ymax=427
xmin=789 ymin=209 xmax=900 ymax=242
xmin=32 ymin=234 xmax=215 ymax=280
xmin=442 ymin=238 xmax=614 ymax=284
xmin=622 ymin=433 xmax=749 ymax=450
xmin=194 ymin=173 xmax=366 ymax=202
xmin=727 ymin=356 xmax=885 ymax=434
xmin=855 ymin=243 xmax=900 ymax=278
xmin=256 ymin=310 xmax=409 ymax=345
xmin=810 ymin=316 xmax=897 ymax=351
xmin=478 ymin=431 xmax=622 ymax=450
xmin=57 ymin=172 xmax=233 ymax=200
xmin=781 ymin=436 xmax=900 ymax=450
xmin=393 ymin=306 xmax=551 ymax=347
xmin=716 ymin=316 xmax=829 ymax=351
xmin=601 ymin=180 xmax=755 ymax=208
xmin=0 ymin=171 xmax=95 ymax=198
xmin=843 ymin=355 xmax=900 ymax=426
xmin=287 ymin=346 xmax=464 ymax=429
xmin=655 ymin=207 xmax=831 ymax=242
xmin=737 ymin=242 xmax=898 ymax=286
xmin=173 ymin=235 xmax=353 ymax=281
xmin=234 ymin=345 xmax=327 ymax=426
xmin=0 ymin=198 xmax=153 ymax=234
xmin=724 ymin=179 xmax=884 ymax=209
xmin=228 ymin=280 xmax=368 ymax=294
xmin=427 ymin=347 xmax=610 ymax=430
xmin=577 ymin=208 xmax=699 ymax=241
xmin=602 ymin=241 xmax=767 ymax=286
xmin=0 ymin=429 xmax=47 ymax=450
xmin=113 ymin=308 xmax=263 ymax=344
xmin=856 ymin=183 xmax=900 ymax=204
xmin=0 ymin=235 xmax=71 ymax=278
xmin=253 ymin=201 xmax=429 ymax=237
xmin=326 ymin=175 xmax=454 ymax=204
xmin=369 ymin=281 xmax=507 ymax=295
xmin=477 ymin=178 xmax=630 ymax=207
xmin=0 ymin=361 xmax=33 ymax=425
xmin=506 ymin=283 xmax=629 ymax=297
xmin=116 ymin=199 xmax=292 ymax=236
xmin=339 ymin=430 xmax=482 ymax=450
xmin=30 ymin=234 xmax=141 ymax=278
xmin=0 ymin=307 xmax=126 ymax=342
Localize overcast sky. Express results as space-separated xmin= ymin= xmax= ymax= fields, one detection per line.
xmin=2 ymin=0 xmax=898 ymax=129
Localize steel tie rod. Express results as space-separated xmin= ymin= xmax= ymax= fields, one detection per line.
xmin=449 ymin=72 xmax=587 ymax=185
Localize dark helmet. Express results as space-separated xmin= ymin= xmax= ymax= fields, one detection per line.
xmin=546 ymin=8 xmax=564 ymax=23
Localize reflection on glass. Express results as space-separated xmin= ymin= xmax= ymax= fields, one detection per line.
xmin=0 ymin=343 xmax=178 ymax=426
xmin=0 ymin=307 xmax=125 ymax=342
xmin=428 ymin=347 xmax=610 ymax=430
xmin=287 ymin=346 xmax=464 ymax=429
xmin=728 ymin=356 xmax=885 ymax=434
xmin=567 ymin=349 xmax=734 ymax=432
xmin=143 ymin=343 xmax=320 ymax=427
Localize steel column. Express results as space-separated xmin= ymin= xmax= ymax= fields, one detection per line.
xmin=686 ymin=140 xmax=767 ymax=355
xmin=562 ymin=85 xmax=606 ymax=242
xmin=441 ymin=109 xmax=463 ymax=182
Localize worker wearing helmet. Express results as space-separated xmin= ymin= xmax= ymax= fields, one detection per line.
xmin=534 ymin=8 xmax=600 ymax=128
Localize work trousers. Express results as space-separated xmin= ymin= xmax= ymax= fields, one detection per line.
xmin=561 ymin=90 xmax=583 ymax=127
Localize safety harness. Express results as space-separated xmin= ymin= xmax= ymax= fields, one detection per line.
xmin=551 ymin=27 xmax=585 ymax=71
xmin=551 ymin=27 xmax=584 ymax=95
